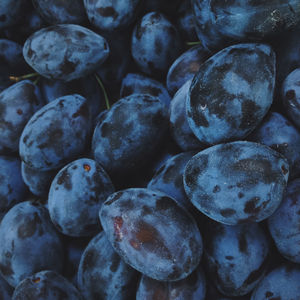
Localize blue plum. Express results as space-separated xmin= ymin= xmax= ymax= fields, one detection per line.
xmin=184 ymin=141 xmax=289 ymax=225
xmin=0 ymin=201 xmax=64 ymax=287
xmin=268 ymin=179 xmax=300 ymax=263
xmin=281 ymin=68 xmax=300 ymax=129
xmin=23 ymin=24 xmax=109 ymax=81
xmin=92 ymin=94 xmax=168 ymax=176
xmin=0 ymin=0 xmax=25 ymax=29
xmin=32 ymin=0 xmax=87 ymax=25
xmin=203 ymin=220 xmax=269 ymax=296
xmin=19 ymin=94 xmax=91 ymax=171
xmin=166 ymin=45 xmax=211 ymax=96
xmin=120 ymin=73 xmax=171 ymax=106
xmin=48 ymin=158 xmax=115 ymax=237
xmin=131 ymin=12 xmax=182 ymax=78
xmin=136 ymin=267 xmax=206 ymax=300
xmin=148 ymin=151 xmax=196 ymax=211
xmin=169 ymin=79 xmax=205 ymax=151
xmin=0 ymin=80 xmax=44 ymax=154
xmin=77 ymin=231 xmax=137 ymax=300
xmin=187 ymin=43 xmax=275 ymax=145
xmin=99 ymin=188 xmax=203 ymax=281
xmin=250 ymin=264 xmax=300 ymax=300
xmin=12 ymin=270 xmax=83 ymax=299
xmin=84 ymin=0 xmax=141 ymax=32
xmin=0 ymin=156 xmax=27 ymax=221
xmin=249 ymin=112 xmax=300 ymax=178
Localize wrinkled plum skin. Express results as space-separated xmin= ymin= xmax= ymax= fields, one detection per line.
xmin=120 ymin=73 xmax=171 ymax=107
xmin=268 ymin=179 xmax=300 ymax=263
xmin=184 ymin=141 xmax=289 ymax=225
xmin=0 ymin=80 xmax=43 ymax=154
xmin=169 ymin=79 xmax=205 ymax=151
xmin=167 ymin=45 xmax=211 ymax=96
xmin=203 ymin=220 xmax=269 ymax=296
xmin=249 ymin=112 xmax=300 ymax=178
xmin=32 ymin=0 xmax=87 ymax=25
xmin=48 ymin=158 xmax=115 ymax=237
xmin=84 ymin=0 xmax=140 ymax=32
xmin=250 ymin=264 xmax=300 ymax=299
xmin=23 ymin=24 xmax=109 ymax=81
xmin=131 ymin=12 xmax=182 ymax=78
xmin=0 ymin=156 xmax=27 ymax=220
xmin=148 ymin=151 xmax=196 ymax=211
xmin=92 ymin=94 xmax=169 ymax=176
xmin=12 ymin=270 xmax=83 ymax=299
xmin=19 ymin=94 xmax=91 ymax=171
xmin=0 ymin=201 xmax=64 ymax=287
xmin=78 ymin=231 xmax=137 ymax=300
xmin=281 ymin=68 xmax=300 ymax=129
xmin=192 ymin=0 xmax=300 ymax=51
xmin=100 ymin=188 xmax=203 ymax=281
xmin=186 ymin=43 xmax=275 ymax=145
xmin=136 ymin=267 xmax=206 ymax=300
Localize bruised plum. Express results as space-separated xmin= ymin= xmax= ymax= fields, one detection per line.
xmin=77 ymin=231 xmax=137 ymax=300
xmin=12 ymin=270 xmax=83 ymax=300
xmin=0 ymin=201 xmax=64 ymax=287
xmin=99 ymin=188 xmax=203 ymax=281
xmin=187 ymin=43 xmax=275 ymax=145
xmin=23 ymin=24 xmax=109 ymax=81
xmin=19 ymin=94 xmax=91 ymax=171
xmin=136 ymin=267 xmax=206 ymax=300
xmin=184 ymin=141 xmax=289 ymax=225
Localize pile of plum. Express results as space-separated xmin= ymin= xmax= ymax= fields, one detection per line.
xmin=1 ymin=0 xmax=300 ymax=299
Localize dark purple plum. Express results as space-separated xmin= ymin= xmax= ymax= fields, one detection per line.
xmin=77 ymin=231 xmax=137 ymax=300
xmin=99 ymin=188 xmax=203 ymax=281
xmin=184 ymin=141 xmax=289 ymax=225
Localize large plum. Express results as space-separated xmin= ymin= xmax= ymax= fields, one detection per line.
xmin=23 ymin=24 xmax=109 ymax=81
xmin=184 ymin=141 xmax=289 ymax=225
xmin=186 ymin=43 xmax=275 ymax=145
xmin=99 ymin=188 xmax=203 ymax=281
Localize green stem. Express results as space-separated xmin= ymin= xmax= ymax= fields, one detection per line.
xmin=9 ymin=72 xmax=39 ymax=82
xmin=95 ymin=74 xmax=110 ymax=110
xmin=33 ymin=76 xmax=40 ymax=85
xmin=186 ymin=41 xmax=202 ymax=46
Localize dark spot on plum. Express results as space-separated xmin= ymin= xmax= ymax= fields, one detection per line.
xmin=17 ymin=212 xmax=43 ymax=239
xmin=285 ymin=90 xmax=296 ymax=100
xmin=156 ymin=197 xmax=172 ymax=211
xmin=213 ymin=185 xmax=220 ymax=193
xmin=32 ymin=277 xmax=40 ymax=283
xmin=83 ymin=248 xmax=98 ymax=271
xmin=97 ymin=7 xmax=118 ymax=20
xmin=154 ymin=39 xmax=163 ymax=55
xmin=220 ymin=208 xmax=236 ymax=217
xmin=239 ymin=99 xmax=260 ymax=130
xmin=266 ymin=291 xmax=274 ymax=297
xmin=59 ymin=57 xmax=76 ymax=76
xmin=243 ymin=256 xmax=269 ymax=285
xmin=56 ymin=168 xmax=72 ymax=190
xmin=135 ymin=24 xmax=147 ymax=40
xmin=0 ymin=262 xmax=13 ymax=276
xmin=238 ymin=192 xmax=244 ymax=198
xmin=238 ymin=234 xmax=248 ymax=254
xmin=225 ymin=256 xmax=234 ymax=260
xmin=244 ymin=196 xmax=261 ymax=214
xmin=110 ymin=256 xmax=120 ymax=272
xmin=72 ymin=165 xmax=78 ymax=170
xmin=168 ymin=265 xmax=181 ymax=280
xmin=38 ymin=127 xmax=63 ymax=150
xmin=281 ymin=164 xmax=288 ymax=175
xmin=75 ymin=31 xmax=86 ymax=39
xmin=17 ymin=109 xmax=23 ymax=115
xmin=72 ymin=102 xmax=89 ymax=119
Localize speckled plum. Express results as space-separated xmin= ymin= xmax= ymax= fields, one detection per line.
xmin=0 ymin=80 xmax=43 ymax=154
xmin=120 ymin=73 xmax=171 ymax=106
xmin=148 ymin=151 xmax=196 ymax=211
xmin=136 ymin=267 xmax=206 ymax=300
xmin=99 ymin=188 xmax=203 ymax=281
xmin=92 ymin=94 xmax=168 ymax=176
xmin=192 ymin=0 xmax=300 ymax=51
xmin=12 ymin=270 xmax=83 ymax=300
xmin=169 ymin=79 xmax=205 ymax=151
xmin=19 ymin=94 xmax=91 ymax=171
xmin=0 ymin=201 xmax=64 ymax=287
xmin=84 ymin=0 xmax=140 ymax=32
xmin=186 ymin=43 xmax=276 ymax=145
xmin=77 ymin=231 xmax=137 ymax=300
xmin=249 ymin=112 xmax=300 ymax=178
xmin=250 ymin=264 xmax=300 ymax=300
xmin=203 ymin=220 xmax=269 ymax=296
xmin=281 ymin=68 xmax=300 ymax=129
xmin=184 ymin=141 xmax=289 ymax=225
xmin=0 ymin=156 xmax=27 ymax=221
xmin=23 ymin=24 xmax=109 ymax=81
xmin=131 ymin=12 xmax=182 ymax=78
xmin=48 ymin=158 xmax=115 ymax=237
xmin=32 ymin=0 xmax=87 ymax=24
xmin=166 ymin=45 xmax=211 ymax=96
xmin=268 ymin=179 xmax=300 ymax=263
